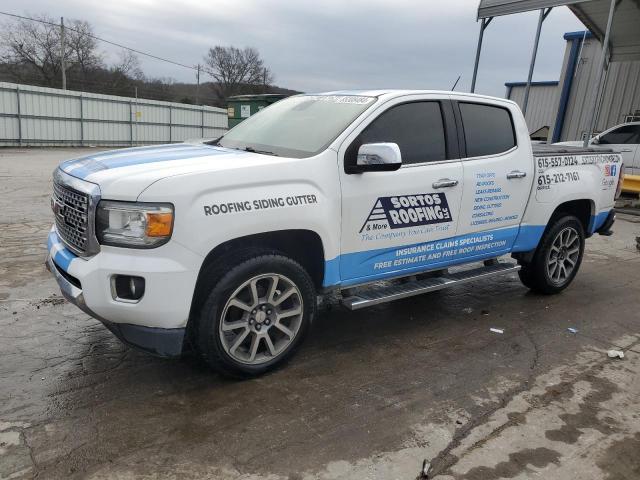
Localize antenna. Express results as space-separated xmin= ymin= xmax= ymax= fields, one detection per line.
xmin=451 ymin=75 xmax=462 ymax=91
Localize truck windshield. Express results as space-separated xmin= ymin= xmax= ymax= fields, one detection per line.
xmin=217 ymin=95 xmax=377 ymax=158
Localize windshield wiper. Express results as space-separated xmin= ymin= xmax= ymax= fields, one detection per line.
xmin=244 ymin=146 xmax=278 ymax=156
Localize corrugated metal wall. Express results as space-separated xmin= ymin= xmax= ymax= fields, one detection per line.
xmin=507 ymin=83 xmax=560 ymax=136
xmin=555 ymin=37 xmax=640 ymax=142
xmin=0 ymin=82 xmax=228 ymax=147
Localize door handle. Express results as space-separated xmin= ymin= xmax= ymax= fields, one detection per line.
xmin=432 ymin=178 xmax=459 ymax=189
xmin=507 ymin=170 xmax=527 ymax=179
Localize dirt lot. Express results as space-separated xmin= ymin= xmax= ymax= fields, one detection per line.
xmin=1 ymin=148 xmax=640 ymax=480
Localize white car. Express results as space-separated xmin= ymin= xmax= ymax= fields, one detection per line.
xmin=47 ymin=90 xmax=623 ymax=376
xmin=555 ymin=121 xmax=640 ymax=175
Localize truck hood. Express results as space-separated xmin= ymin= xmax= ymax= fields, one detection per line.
xmin=59 ymin=143 xmax=282 ymax=200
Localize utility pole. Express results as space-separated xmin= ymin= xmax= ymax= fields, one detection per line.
xmin=60 ymin=17 xmax=67 ymax=90
xmin=263 ymin=67 xmax=267 ymax=93
xmin=195 ymin=64 xmax=201 ymax=105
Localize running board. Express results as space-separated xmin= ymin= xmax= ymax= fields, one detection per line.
xmin=341 ymin=263 xmax=521 ymax=311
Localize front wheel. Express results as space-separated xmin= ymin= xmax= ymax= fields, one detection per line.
xmin=518 ymin=215 xmax=585 ymax=294
xmin=196 ymin=253 xmax=316 ymax=377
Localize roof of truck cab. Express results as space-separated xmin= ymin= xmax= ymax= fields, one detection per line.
xmin=310 ymin=89 xmax=517 ymax=103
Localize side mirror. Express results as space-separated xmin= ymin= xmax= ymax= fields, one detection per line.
xmin=354 ymin=143 xmax=402 ymax=173
xmin=591 ymin=136 xmax=600 ymax=145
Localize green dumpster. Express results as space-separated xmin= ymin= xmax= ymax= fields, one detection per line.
xmin=227 ymin=94 xmax=288 ymax=128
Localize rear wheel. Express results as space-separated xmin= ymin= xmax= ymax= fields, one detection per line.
xmin=518 ymin=216 xmax=585 ymax=294
xmin=196 ymin=253 xmax=316 ymax=377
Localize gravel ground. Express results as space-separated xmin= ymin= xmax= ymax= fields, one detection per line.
xmin=1 ymin=147 xmax=640 ymax=480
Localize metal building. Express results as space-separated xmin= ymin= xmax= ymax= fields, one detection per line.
xmin=475 ymin=0 xmax=640 ymax=147
xmin=0 ymin=82 xmax=228 ymax=147
xmin=505 ymin=30 xmax=640 ymax=142
xmin=505 ymin=81 xmax=559 ymax=139
xmin=552 ymin=30 xmax=640 ymax=142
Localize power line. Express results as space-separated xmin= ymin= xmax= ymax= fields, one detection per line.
xmin=0 ymin=10 xmax=201 ymax=73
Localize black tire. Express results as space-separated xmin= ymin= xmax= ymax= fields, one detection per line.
xmin=518 ymin=215 xmax=585 ymax=294
xmin=195 ymin=252 xmax=316 ymax=378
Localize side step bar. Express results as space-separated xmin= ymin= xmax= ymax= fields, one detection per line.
xmin=341 ymin=262 xmax=521 ymax=311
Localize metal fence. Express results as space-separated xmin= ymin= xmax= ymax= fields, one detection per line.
xmin=0 ymin=82 xmax=228 ymax=147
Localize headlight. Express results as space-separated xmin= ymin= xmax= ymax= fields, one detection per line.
xmin=96 ymin=201 xmax=174 ymax=248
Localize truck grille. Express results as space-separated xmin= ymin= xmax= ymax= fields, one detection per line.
xmin=52 ymin=181 xmax=90 ymax=254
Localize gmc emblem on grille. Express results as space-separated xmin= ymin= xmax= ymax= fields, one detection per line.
xmin=51 ymin=197 xmax=65 ymax=220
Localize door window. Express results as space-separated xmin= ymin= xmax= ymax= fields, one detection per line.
xmin=347 ymin=102 xmax=447 ymax=168
xmin=598 ymin=125 xmax=640 ymax=145
xmin=459 ymin=102 xmax=516 ymax=158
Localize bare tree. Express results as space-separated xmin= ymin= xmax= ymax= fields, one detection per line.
xmin=0 ymin=15 xmax=179 ymax=101
xmin=203 ymin=46 xmax=273 ymax=99
xmin=66 ymin=20 xmax=103 ymax=80
xmin=0 ymin=14 xmax=63 ymax=86
xmin=112 ymin=50 xmax=144 ymax=80
xmin=0 ymin=14 xmax=103 ymax=88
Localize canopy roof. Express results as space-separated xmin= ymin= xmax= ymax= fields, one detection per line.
xmin=477 ymin=0 xmax=587 ymax=18
xmin=477 ymin=0 xmax=640 ymax=61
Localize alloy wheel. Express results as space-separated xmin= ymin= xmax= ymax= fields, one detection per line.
xmin=546 ymin=227 xmax=580 ymax=286
xmin=218 ymin=273 xmax=304 ymax=365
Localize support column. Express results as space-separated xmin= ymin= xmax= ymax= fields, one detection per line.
xmin=16 ymin=85 xmax=22 ymax=146
xmin=522 ymin=8 xmax=552 ymax=116
xmin=584 ymin=0 xmax=616 ymax=147
xmin=470 ymin=17 xmax=492 ymax=93
xmin=79 ymin=94 xmax=84 ymax=146
xmin=129 ymin=100 xmax=134 ymax=146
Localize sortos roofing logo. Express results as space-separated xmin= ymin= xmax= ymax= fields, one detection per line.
xmin=360 ymin=193 xmax=452 ymax=233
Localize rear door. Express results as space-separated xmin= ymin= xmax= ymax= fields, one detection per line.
xmin=453 ymin=98 xmax=534 ymax=257
xmin=338 ymin=96 xmax=464 ymax=285
xmin=596 ymin=124 xmax=640 ymax=175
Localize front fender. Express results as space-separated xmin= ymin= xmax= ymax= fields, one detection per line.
xmin=137 ymin=151 xmax=341 ymax=269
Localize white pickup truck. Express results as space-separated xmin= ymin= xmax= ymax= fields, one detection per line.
xmin=555 ymin=121 xmax=640 ymax=175
xmin=47 ymin=90 xmax=623 ymax=376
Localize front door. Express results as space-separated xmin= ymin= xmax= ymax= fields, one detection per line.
xmin=338 ymin=97 xmax=464 ymax=285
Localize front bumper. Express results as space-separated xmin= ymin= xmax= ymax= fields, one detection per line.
xmin=46 ymin=254 xmax=186 ymax=357
xmin=45 ymin=255 xmax=185 ymax=357
xmin=46 ymin=226 xmax=202 ymax=357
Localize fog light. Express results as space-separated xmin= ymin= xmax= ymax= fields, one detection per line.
xmin=111 ymin=275 xmax=145 ymax=302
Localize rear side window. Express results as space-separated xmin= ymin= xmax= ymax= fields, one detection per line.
xmin=357 ymin=102 xmax=447 ymax=165
xmin=459 ymin=102 xmax=516 ymax=158
xmin=599 ymin=125 xmax=640 ymax=144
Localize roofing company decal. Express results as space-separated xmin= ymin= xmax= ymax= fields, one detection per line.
xmin=203 ymin=195 xmax=318 ymax=216
xmin=360 ymin=193 xmax=452 ymax=233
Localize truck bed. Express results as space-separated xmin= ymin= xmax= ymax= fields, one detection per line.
xmin=532 ymin=143 xmax=616 ymax=156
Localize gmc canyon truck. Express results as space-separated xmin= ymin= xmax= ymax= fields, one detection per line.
xmin=47 ymin=90 xmax=623 ymax=377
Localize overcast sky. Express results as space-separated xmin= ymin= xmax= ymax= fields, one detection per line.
xmin=2 ymin=0 xmax=585 ymax=97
